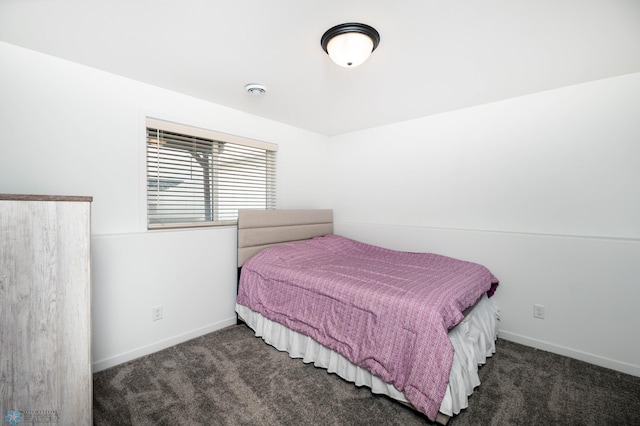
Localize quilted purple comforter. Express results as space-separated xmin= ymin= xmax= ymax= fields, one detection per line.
xmin=237 ymin=235 xmax=498 ymax=420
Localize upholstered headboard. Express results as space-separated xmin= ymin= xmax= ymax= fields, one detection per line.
xmin=237 ymin=209 xmax=333 ymax=267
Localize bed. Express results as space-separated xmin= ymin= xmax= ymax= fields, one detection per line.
xmin=235 ymin=209 xmax=499 ymax=424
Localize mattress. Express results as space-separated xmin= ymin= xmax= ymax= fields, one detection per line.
xmin=236 ymin=292 xmax=499 ymax=421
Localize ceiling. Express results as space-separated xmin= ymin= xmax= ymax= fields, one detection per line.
xmin=1 ymin=0 xmax=639 ymax=136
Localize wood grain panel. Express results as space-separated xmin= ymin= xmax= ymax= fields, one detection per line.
xmin=0 ymin=198 xmax=91 ymax=425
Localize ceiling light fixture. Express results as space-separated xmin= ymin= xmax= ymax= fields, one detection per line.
xmin=321 ymin=23 xmax=380 ymax=68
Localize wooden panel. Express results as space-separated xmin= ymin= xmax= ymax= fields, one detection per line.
xmin=55 ymin=201 xmax=92 ymax=424
xmin=0 ymin=199 xmax=91 ymax=425
xmin=0 ymin=193 xmax=92 ymax=202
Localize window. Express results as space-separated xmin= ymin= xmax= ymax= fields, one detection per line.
xmin=146 ymin=118 xmax=277 ymax=229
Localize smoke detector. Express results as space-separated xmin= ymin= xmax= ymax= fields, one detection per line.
xmin=245 ymin=83 xmax=267 ymax=95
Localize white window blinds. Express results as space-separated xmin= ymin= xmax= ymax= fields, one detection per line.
xmin=146 ymin=118 xmax=277 ymax=229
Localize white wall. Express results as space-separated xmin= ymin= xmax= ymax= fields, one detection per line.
xmin=3 ymin=40 xmax=639 ymax=377
xmin=0 ymin=42 xmax=332 ymax=371
xmin=330 ymin=73 xmax=640 ymax=376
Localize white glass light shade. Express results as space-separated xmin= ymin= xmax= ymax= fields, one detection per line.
xmin=326 ymin=32 xmax=375 ymax=68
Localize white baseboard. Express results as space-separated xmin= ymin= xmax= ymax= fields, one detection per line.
xmin=498 ymin=330 xmax=640 ymax=378
xmin=92 ymin=317 xmax=238 ymax=373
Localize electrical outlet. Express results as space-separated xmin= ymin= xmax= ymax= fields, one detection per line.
xmin=533 ymin=304 xmax=545 ymax=319
xmin=152 ymin=305 xmax=163 ymax=321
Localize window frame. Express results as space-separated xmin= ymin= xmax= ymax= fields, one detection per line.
xmin=145 ymin=118 xmax=277 ymax=230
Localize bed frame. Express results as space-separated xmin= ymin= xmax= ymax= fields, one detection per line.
xmin=236 ymin=209 xmax=461 ymax=425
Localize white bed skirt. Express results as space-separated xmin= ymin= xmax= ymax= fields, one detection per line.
xmin=236 ymin=293 xmax=499 ymax=419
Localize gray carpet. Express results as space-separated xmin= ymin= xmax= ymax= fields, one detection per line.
xmin=93 ymin=324 xmax=640 ymax=425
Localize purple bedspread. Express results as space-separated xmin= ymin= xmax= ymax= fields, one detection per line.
xmin=237 ymin=235 xmax=498 ymax=420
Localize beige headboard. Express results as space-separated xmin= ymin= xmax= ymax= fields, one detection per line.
xmin=237 ymin=209 xmax=333 ymax=267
